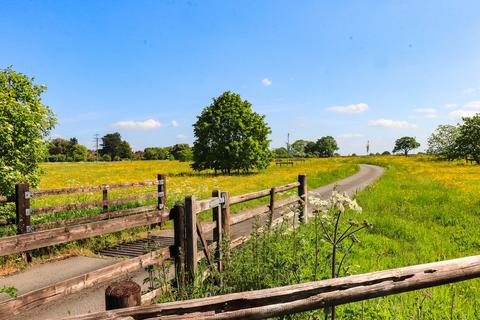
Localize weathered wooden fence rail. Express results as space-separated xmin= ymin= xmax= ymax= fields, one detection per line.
xmin=63 ymin=255 xmax=480 ymax=320
xmin=0 ymin=175 xmax=167 ymax=258
xmin=0 ymin=174 xmax=308 ymax=317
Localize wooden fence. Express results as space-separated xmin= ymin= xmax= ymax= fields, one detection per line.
xmin=63 ymin=255 xmax=480 ymax=320
xmin=0 ymin=174 xmax=307 ymax=317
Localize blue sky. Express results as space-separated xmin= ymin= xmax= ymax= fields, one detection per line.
xmin=2 ymin=0 xmax=480 ymax=154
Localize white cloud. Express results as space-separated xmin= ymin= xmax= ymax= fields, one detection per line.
xmin=412 ymin=108 xmax=437 ymax=119
xmin=368 ymin=119 xmax=418 ymax=129
xmin=414 ymin=108 xmax=436 ymax=113
xmin=464 ymin=100 xmax=480 ymax=110
xmin=447 ymin=101 xmax=480 ymax=120
xmin=444 ymin=103 xmax=458 ymax=109
xmin=326 ymin=103 xmax=369 ymax=114
xmin=337 ymin=133 xmax=364 ymax=140
xmin=171 ymin=120 xmax=179 ymax=127
xmin=176 ymin=134 xmax=186 ymax=140
xmin=261 ymin=78 xmax=272 ymax=86
xmin=449 ymin=110 xmax=478 ymax=120
xmin=112 ymin=119 xmax=162 ymax=129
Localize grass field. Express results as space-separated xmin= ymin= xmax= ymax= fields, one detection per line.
xmin=2 ymin=155 xmax=480 ymax=319
xmin=190 ymin=155 xmax=480 ymax=319
xmin=342 ymin=155 xmax=480 ymax=319
xmin=0 ymin=158 xmax=358 ymax=274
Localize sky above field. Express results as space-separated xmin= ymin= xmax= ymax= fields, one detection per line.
xmin=2 ymin=1 xmax=480 ymax=155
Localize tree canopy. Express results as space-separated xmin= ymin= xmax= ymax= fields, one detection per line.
xmin=456 ymin=114 xmax=480 ymax=164
xmin=393 ymin=136 xmax=420 ymax=156
xmin=100 ymin=132 xmax=132 ymax=160
xmin=426 ymin=124 xmax=459 ymax=160
xmin=192 ymin=91 xmax=272 ymax=174
xmin=0 ymin=67 xmax=56 ymax=195
xmin=314 ymin=136 xmax=339 ymax=158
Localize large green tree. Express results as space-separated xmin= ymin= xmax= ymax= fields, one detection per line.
xmin=427 ymin=124 xmax=460 ymax=160
xmin=393 ymin=136 xmax=420 ymax=156
xmin=101 ymin=132 xmax=133 ymax=160
xmin=315 ymin=136 xmax=339 ymax=158
xmin=456 ymin=114 xmax=480 ymax=164
xmin=0 ymin=67 xmax=56 ymax=196
xmin=291 ymin=139 xmax=311 ymax=157
xmin=192 ymin=91 xmax=272 ymax=174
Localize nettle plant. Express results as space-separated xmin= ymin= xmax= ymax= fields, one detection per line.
xmin=309 ymin=191 xmax=372 ymax=320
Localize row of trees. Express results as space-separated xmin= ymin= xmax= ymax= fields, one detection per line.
xmin=273 ymin=136 xmax=340 ymax=158
xmin=427 ymin=114 xmax=480 ymax=163
xmin=47 ymin=134 xmax=194 ymax=162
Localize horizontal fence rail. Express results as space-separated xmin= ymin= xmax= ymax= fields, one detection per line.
xmin=229 ymin=181 xmax=300 ymax=205
xmin=63 ymin=255 xmax=480 ymax=320
xmin=30 ymin=180 xmax=162 ymax=197
xmin=29 ymin=192 xmax=159 ymax=215
xmin=0 ymin=176 xmax=168 ymax=259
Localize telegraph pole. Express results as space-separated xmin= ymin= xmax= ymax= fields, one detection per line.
xmin=366 ymin=140 xmax=370 ymax=156
xmin=94 ymin=133 xmax=100 ymax=162
xmin=286 ymin=133 xmax=291 ymax=157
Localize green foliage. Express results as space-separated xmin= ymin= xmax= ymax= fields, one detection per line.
xmin=456 ymin=114 xmax=480 ymax=164
xmin=120 ymin=140 xmax=133 ymax=159
xmin=272 ymin=147 xmax=290 ymax=158
xmin=291 ymin=139 xmax=310 ymax=157
xmin=315 ymin=136 xmax=339 ymax=158
xmin=144 ymin=147 xmax=167 ymax=160
xmin=192 ymin=91 xmax=272 ymax=174
xmin=47 ymin=137 xmax=88 ymax=162
xmin=0 ymin=67 xmax=56 ymax=196
xmin=102 ymin=154 xmax=111 ymax=161
xmin=0 ymin=285 xmax=17 ymax=298
xmin=427 ymin=124 xmax=459 ymax=160
xmin=176 ymin=148 xmax=193 ymax=162
xmin=100 ymin=132 xmax=122 ymax=159
xmin=393 ymin=136 xmax=420 ymax=156
xmin=169 ymin=144 xmax=191 ymax=161
xmin=100 ymin=132 xmax=132 ymax=160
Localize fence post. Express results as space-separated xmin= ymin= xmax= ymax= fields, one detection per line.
xmin=269 ymin=187 xmax=276 ymax=227
xmin=102 ymin=188 xmax=108 ymax=212
xmin=221 ymin=191 xmax=231 ymax=241
xmin=158 ymin=174 xmax=166 ymax=212
xmin=298 ymin=174 xmax=308 ymax=223
xmin=15 ymin=183 xmax=32 ymax=263
xmin=105 ymin=280 xmax=141 ymax=310
xmin=184 ymin=195 xmax=197 ymax=282
xmin=172 ymin=204 xmax=185 ymax=295
xmin=212 ymin=190 xmax=222 ymax=272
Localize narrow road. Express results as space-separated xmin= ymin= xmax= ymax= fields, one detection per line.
xmin=8 ymin=164 xmax=384 ymax=320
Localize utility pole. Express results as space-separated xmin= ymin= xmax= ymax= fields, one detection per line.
xmin=286 ymin=133 xmax=291 ymax=157
xmin=94 ymin=133 xmax=100 ymax=162
xmin=366 ymin=140 xmax=370 ymax=156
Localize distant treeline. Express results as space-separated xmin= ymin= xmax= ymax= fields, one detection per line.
xmin=272 ymin=136 xmax=340 ymax=158
xmin=45 ymin=132 xmax=193 ymax=162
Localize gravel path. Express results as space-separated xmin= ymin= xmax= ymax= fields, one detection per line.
xmin=6 ymin=164 xmax=384 ymax=320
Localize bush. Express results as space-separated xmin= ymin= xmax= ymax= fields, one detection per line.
xmin=102 ymin=154 xmax=111 ymax=161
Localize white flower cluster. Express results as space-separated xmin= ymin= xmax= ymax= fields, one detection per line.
xmin=309 ymin=191 xmax=362 ymax=214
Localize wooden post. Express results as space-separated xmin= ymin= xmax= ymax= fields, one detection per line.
xmin=158 ymin=174 xmax=166 ymax=212
xmin=102 ymin=189 xmax=108 ymax=212
xmin=105 ymin=280 xmax=141 ymax=310
xmin=172 ymin=204 xmax=185 ymax=295
xmin=221 ymin=191 xmax=231 ymax=241
xmin=298 ymin=174 xmax=307 ymax=223
xmin=269 ymin=187 xmax=276 ymax=227
xmin=184 ymin=195 xmax=197 ymax=282
xmin=15 ymin=184 xmax=32 ymax=263
xmin=212 ymin=190 xmax=222 ymax=271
